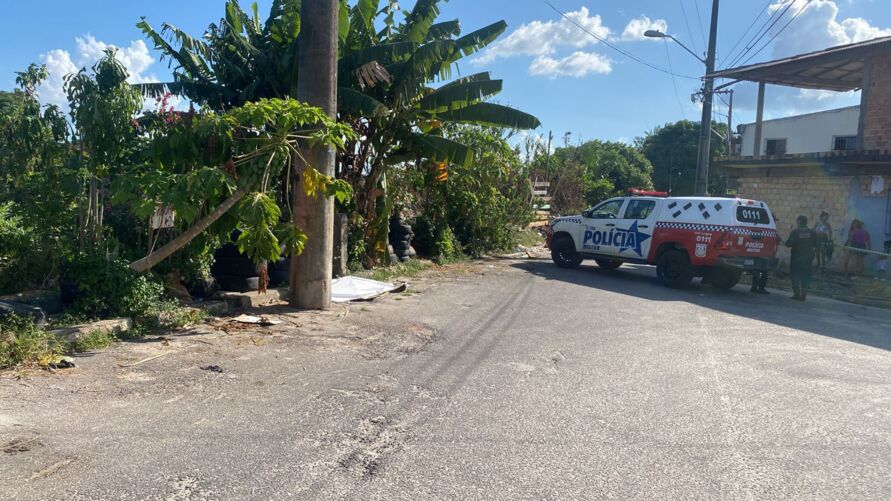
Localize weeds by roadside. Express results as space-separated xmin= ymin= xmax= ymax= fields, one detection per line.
xmin=359 ymin=260 xmax=432 ymax=282
xmin=514 ymin=229 xmax=545 ymax=248
xmin=0 ymin=302 xmax=208 ymax=371
xmin=0 ymin=315 xmax=63 ymax=369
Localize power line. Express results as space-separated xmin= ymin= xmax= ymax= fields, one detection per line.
xmin=692 ymin=0 xmax=709 ymax=52
xmin=663 ymin=39 xmax=689 ymax=120
xmin=738 ymin=0 xmax=814 ymax=67
xmin=725 ymin=0 xmax=796 ymax=69
xmin=678 ymin=0 xmax=701 ymax=58
xmin=723 ymin=0 xmax=774 ymax=66
xmin=543 ymin=0 xmax=700 ymax=80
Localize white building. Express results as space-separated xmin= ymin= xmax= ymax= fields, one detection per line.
xmin=737 ymin=106 xmax=861 ymax=156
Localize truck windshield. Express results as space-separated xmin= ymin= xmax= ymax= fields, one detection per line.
xmin=736 ymin=206 xmax=771 ymax=225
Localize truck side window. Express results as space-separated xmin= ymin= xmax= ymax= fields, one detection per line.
xmin=587 ymin=200 xmax=624 ymax=219
xmin=623 ymin=200 xmax=656 ymax=220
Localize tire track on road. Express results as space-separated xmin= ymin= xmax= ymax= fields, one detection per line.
xmin=300 ymin=270 xmax=538 ymax=496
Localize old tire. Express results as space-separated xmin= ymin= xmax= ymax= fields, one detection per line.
xmin=215 ymin=275 xmax=260 ymax=293
xmin=657 ymin=250 xmax=694 ymax=289
xmin=269 ymin=258 xmax=290 ymax=287
xmin=709 ymin=268 xmax=742 ymax=290
xmin=595 ymin=258 xmax=623 ymax=271
xmin=211 ymin=256 xmax=260 ymax=278
xmin=0 ymin=301 xmax=47 ymax=328
xmin=551 ymin=236 xmax=582 ymax=269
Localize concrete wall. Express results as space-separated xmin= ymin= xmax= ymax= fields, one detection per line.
xmin=738 ymin=174 xmax=891 ymax=272
xmin=862 ymin=52 xmax=891 ymax=151
xmin=738 ymin=106 xmax=861 ymax=156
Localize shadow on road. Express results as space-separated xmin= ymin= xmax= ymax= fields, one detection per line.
xmin=513 ymin=260 xmax=891 ymax=352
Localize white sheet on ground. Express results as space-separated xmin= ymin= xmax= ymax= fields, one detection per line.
xmin=331 ymin=276 xmax=401 ymax=303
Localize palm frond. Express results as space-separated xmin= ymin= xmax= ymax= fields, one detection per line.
xmin=433 ymin=102 xmax=542 ymax=130
xmin=417 ymin=79 xmax=503 ymax=114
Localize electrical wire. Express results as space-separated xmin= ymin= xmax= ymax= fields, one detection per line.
xmin=692 ymin=0 xmax=709 ymax=52
xmin=725 ymin=0 xmax=796 ymax=69
xmin=663 ymin=39 xmax=689 ymax=120
xmin=737 ymin=0 xmax=814 ymax=67
xmin=543 ymin=0 xmax=700 ymax=80
xmin=678 ymin=0 xmax=701 ymax=58
xmin=723 ymin=0 xmax=774 ymax=66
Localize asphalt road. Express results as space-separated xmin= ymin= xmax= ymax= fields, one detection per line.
xmin=2 ymin=259 xmax=891 ymax=500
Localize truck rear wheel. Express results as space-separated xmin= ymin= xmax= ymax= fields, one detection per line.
xmin=551 ymin=236 xmax=582 ymax=269
xmin=595 ymin=258 xmax=623 ymax=271
xmin=708 ymin=268 xmax=743 ymax=290
xmin=657 ymin=250 xmax=694 ymax=289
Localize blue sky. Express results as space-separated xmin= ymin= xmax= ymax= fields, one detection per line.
xmin=2 ymin=1 xmax=890 ymax=144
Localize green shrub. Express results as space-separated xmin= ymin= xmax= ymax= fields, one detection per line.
xmin=63 ymin=253 xmax=167 ymax=319
xmin=412 ymin=215 xmax=462 ymax=264
xmin=61 ymin=252 xmax=207 ymax=335
xmin=0 ymin=315 xmax=63 ymax=370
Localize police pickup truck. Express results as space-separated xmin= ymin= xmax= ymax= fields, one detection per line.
xmin=546 ymin=191 xmax=779 ymax=289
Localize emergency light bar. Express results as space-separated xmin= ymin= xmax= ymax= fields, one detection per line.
xmin=628 ymin=189 xmax=669 ymax=197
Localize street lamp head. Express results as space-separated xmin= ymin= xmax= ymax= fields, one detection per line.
xmin=644 ymin=30 xmax=667 ymax=38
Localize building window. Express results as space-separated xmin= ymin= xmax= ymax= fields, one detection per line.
xmin=765 ymin=139 xmax=787 ymax=155
xmin=833 ymin=136 xmax=857 ymax=151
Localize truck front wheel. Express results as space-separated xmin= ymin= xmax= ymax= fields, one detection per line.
xmin=657 ymin=250 xmax=694 ymax=288
xmin=551 ymin=236 xmax=583 ymax=269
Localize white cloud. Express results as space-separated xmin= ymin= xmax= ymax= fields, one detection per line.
xmin=620 ymin=16 xmax=669 ymax=41
xmin=767 ymin=0 xmax=891 ymax=59
xmin=38 ymin=49 xmax=78 ymax=109
xmin=529 ymin=51 xmax=613 ymax=78
xmin=473 ymin=7 xmax=610 ymax=65
xmin=37 ymin=35 xmax=159 ymax=110
xmin=730 ymin=1 xmax=888 ymax=122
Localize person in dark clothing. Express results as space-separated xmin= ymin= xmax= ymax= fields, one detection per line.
xmin=750 ymin=270 xmax=769 ymax=294
xmin=785 ymin=215 xmax=818 ymax=301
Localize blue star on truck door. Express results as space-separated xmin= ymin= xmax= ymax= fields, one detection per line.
xmin=613 ymin=199 xmax=657 ymax=258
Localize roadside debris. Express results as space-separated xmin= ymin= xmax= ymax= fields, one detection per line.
xmin=332 ymin=276 xmax=407 ymax=303
xmin=200 ymin=365 xmax=224 ymax=373
xmin=231 ymin=314 xmax=282 ymax=326
xmin=3 ymin=437 xmax=41 ymax=454
xmin=39 ymin=355 xmax=76 ymax=370
xmin=117 ymin=352 xmax=170 ymax=368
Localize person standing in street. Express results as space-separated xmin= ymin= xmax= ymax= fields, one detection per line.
xmin=813 ymin=211 xmax=833 ymax=271
xmin=785 ymin=215 xmax=817 ymax=301
xmin=844 ymin=219 xmax=872 ymax=278
xmin=750 ymin=270 xmax=769 ymax=294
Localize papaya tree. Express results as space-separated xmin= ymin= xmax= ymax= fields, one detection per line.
xmin=136 ymin=0 xmax=541 ymax=266
xmin=118 ymin=98 xmax=354 ymax=276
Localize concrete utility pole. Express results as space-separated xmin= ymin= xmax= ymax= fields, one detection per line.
xmin=694 ymin=0 xmax=720 ymax=195
xmin=290 ymin=0 xmax=338 ymax=310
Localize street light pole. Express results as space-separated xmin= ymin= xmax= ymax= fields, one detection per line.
xmin=645 ymin=0 xmax=720 ymax=195
xmin=695 ymin=0 xmax=720 ymax=195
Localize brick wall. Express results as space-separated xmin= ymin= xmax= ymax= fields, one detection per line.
xmin=739 ymin=176 xmax=852 ymax=269
xmin=863 ymin=53 xmax=891 ymax=151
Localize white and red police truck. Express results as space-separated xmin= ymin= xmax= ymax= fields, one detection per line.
xmin=546 ymin=190 xmax=780 ymax=289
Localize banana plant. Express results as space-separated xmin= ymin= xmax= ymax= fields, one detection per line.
xmin=136 ymin=0 xmax=541 ymax=265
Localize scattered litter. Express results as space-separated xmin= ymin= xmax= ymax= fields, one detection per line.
xmin=231 ymin=314 xmax=283 ymax=326
xmin=201 ymin=365 xmax=224 ymax=373
xmin=39 ymin=355 xmax=76 ymax=370
xmin=117 ymin=352 xmax=170 ymax=368
xmin=331 ymin=276 xmax=407 ymax=303
xmin=3 ymin=437 xmax=41 ymax=454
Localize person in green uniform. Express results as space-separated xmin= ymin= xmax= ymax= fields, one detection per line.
xmin=785 ymin=215 xmax=817 ymax=302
